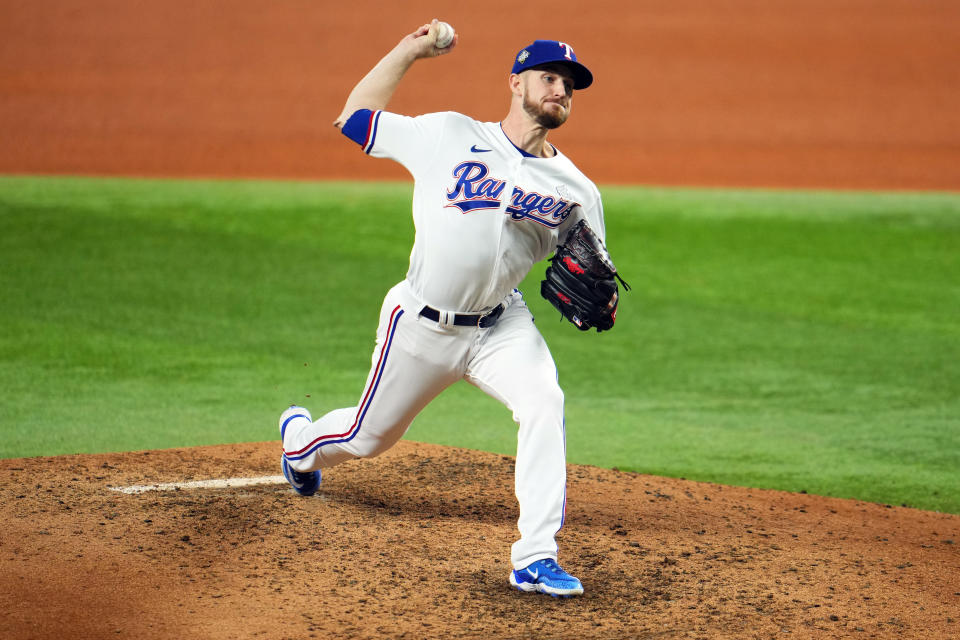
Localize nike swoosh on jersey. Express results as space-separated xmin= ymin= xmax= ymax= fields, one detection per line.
xmin=470 ymin=145 xmax=492 ymax=153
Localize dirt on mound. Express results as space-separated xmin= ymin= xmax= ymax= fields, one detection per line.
xmin=1 ymin=441 xmax=957 ymax=639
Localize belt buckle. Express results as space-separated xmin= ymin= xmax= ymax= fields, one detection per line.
xmin=478 ymin=304 xmax=501 ymax=329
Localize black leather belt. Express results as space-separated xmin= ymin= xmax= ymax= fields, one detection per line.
xmin=419 ymin=303 xmax=505 ymax=328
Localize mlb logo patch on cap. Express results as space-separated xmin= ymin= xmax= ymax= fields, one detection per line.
xmin=511 ymin=40 xmax=593 ymax=90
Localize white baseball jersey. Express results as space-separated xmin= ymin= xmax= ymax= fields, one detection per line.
xmin=344 ymin=109 xmax=605 ymax=312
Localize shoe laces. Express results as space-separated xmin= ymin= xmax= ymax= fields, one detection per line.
xmin=541 ymin=558 xmax=563 ymax=575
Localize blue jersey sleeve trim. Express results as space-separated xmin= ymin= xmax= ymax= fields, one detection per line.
xmin=341 ymin=109 xmax=381 ymax=153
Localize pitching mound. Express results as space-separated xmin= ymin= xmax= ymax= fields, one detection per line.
xmin=2 ymin=441 xmax=957 ymax=638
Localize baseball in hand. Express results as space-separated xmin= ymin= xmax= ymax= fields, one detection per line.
xmin=434 ymin=21 xmax=455 ymax=49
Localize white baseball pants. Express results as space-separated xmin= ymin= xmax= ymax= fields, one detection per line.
xmin=282 ymin=280 xmax=568 ymax=570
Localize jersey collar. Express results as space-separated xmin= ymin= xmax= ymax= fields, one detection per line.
xmin=499 ymin=123 xmax=558 ymax=159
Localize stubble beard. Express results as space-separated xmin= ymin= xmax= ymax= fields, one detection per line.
xmin=522 ymin=92 xmax=568 ymax=129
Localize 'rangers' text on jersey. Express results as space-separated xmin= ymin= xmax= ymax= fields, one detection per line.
xmin=342 ymin=109 xmax=605 ymax=313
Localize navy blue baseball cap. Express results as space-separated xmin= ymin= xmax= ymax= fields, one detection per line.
xmin=511 ymin=40 xmax=593 ymax=90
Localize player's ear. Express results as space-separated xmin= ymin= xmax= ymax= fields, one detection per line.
xmin=508 ymin=73 xmax=523 ymax=97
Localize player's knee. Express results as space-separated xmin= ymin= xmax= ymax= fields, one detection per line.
xmin=543 ymin=384 xmax=564 ymax=411
xmin=514 ymin=383 xmax=564 ymax=425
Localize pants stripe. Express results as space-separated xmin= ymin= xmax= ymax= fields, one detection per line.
xmin=283 ymin=305 xmax=404 ymax=460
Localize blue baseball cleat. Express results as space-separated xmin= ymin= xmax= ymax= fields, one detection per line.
xmin=509 ymin=558 xmax=584 ymax=597
xmin=281 ymin=455 xmax=320 ymax=496
xmin=279 ymin=405 xmax=320 ymax=496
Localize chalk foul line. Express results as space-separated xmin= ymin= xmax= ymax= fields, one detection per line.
xmin=110 ymin=475 xmax=288 ymax=494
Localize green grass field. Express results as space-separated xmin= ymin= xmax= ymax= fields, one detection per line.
xmin=1 ymin=176 xmax=958 ymax=513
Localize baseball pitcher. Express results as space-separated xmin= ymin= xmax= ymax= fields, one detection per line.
xmin=279 ymin=19 xmax=623 ymax=598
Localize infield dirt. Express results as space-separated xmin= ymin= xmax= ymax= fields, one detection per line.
xmin=2 ymin=442 xmax=959 ymax=639
xmin=1 ymin=1 xmax=959 ymax=638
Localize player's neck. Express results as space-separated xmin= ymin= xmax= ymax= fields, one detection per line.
xmin=500 ymin=111 xmax=555 ymax=158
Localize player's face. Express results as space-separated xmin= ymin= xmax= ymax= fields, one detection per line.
xmin=520 ymin=67 xmax=574 ymax=129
